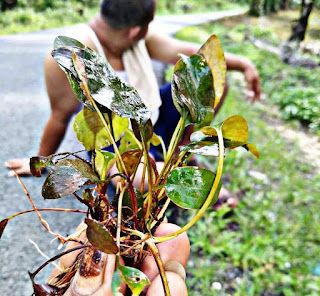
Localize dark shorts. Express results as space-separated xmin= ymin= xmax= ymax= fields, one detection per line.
xmin=150 ymin=83 xmax=180 ymax=161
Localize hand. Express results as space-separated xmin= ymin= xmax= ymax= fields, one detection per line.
xmin=243 ymin=61 xmax=261 ymax=102
xmin=49 ymin=223 xmax=190 ymax=295
xmin=5 ymin=158 xmax=32 ymax=177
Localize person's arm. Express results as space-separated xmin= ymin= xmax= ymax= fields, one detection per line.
xmin=146 ymin=31 xmax=261 ymax=101
xmin=39 ymin=53 xmax=81 ymax=156
xmin=6 ymin=52 xmax=81 ymax=176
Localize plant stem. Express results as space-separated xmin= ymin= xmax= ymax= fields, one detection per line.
xmin=4 ymin=208 xmax=87 ymax=221
xmin=11 ymin=168 xmax=66 ymax=244
xmin=116 ymin=187 xmax=126 ymax=265
xmin=156 ymin=117 xmax=185 ymax=186
xmin=142 ymin=140 xmax=154 ymax=221
xmin=150 ymin=197 xmax=170 ymax=229
xmin=146 ymin=240 xmax=171 ymax=296
xmin=153 ymin=127 xmax=225 ymax=243
xmin=30 ymin=244 xmax=89 ymax=279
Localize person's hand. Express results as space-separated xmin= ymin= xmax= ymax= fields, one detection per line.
xmin=243 ymin=60 xmax=261 ymax=102
xmin=49 ymin=222 xmax=190 ymax=295
xmin=5 ymin=158 xmax=32 ymax=177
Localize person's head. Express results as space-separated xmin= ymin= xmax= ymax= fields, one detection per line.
xmin=100 ymin=0 xmax=155 ymax=30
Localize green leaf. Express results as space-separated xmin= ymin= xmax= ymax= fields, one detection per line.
xmin=172 ymin=53 xmax=215 ymax=127
xmin=95 ymin=150 xmax=116 ymax=180
xmin=119 ymin=265 xmax=150 ymax=296
xmin=165 ymin=167 xmax=221 ymax=209
xmin=180 ymin=141 xmax=219 ymax=156
xmin=30 ymin=156 xmax=52 ymax=178
xmin=112 ymin=188 xmax=144 ymax=220
xmin=42 ymin=159 xmax=97 ymax=199
xmin=85 ymin=218 xmax=118 ymax=254
xmin=53 ymin=35 xmax=85 ymax=49
xmin=74 ymin=107 xmax=129 ymax=151
xmin=198 ymin=34 xmax=226 ymax=108
xmin=0 ymin=219 xmax=8 ymax=239
xmin=112 ymin=269 xmax=123 ymax=296
xmin=52 ymin=36 xmax=151 ymax=124
xmin=131 ymin=118 xmax=154 ymax=144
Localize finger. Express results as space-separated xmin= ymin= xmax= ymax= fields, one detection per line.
xmin=146 ymin=271 xmax=188 ymax=296
xmin=141 ymin=223 xmax=190 ymax=282
xmin=5 ymin=158 xmax=29 ymax=169
xmin=65 ymin=250 xmax=114 ymax=296
xmin=7 ymin=167 xmax=32 ymax=177
xmin=49 ymin=223 xmax=88 ymax=282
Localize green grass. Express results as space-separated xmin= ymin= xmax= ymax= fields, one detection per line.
xmin=173 ymin=19 xmax=320 ymax=296
xmin=181 ymin=78 xmax=320 ymax=295
xmin=175 ymin=22 xmax=320 ymax=134
xmin=0 ymin=1 xmax=247 ymax=35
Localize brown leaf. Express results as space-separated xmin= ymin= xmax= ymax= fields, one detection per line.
xmin=0 ymin=219 xmax=8 ymax=239
xmin=85 ymin=218 xmax=118 ymax=254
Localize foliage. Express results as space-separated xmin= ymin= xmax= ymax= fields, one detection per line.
xmin=175 ymin=22 xmax=320 ymax=134
xmin=0 ymin=1 xmax=98 ymax=35
xmin=0 ymin=0 xmax=246 ymax=35
xmin=173 ymin=17 xmax=320 ymax=295
xmin=0 ymin=35 xmax=257 ymax=295
xmin=185 ymin=78 xmax=320 ymax=295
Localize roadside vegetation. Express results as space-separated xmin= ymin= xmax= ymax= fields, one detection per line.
xmin=0 ymin=0 xmax=245 ymax=35
xmin=172 ymin=13 xmax=320 ymax=296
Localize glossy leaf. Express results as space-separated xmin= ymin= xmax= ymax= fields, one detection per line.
xmin=0 ymin=219 xmax=8 ymax=239
xmin=42 ymin=159 xmax=97 ymax=199
xmin=180 ymin=141 xmax=219 ymax=156
xmin=112 ymin=269 xmax=123 ymax=296
xmin=131 ymin=118 xmax=153 ymax=144
xmin=192 ymin=115 xmax=249 ymax=147
xmin=112 ymin=188 xmax=144 ymax=220
xmin=53 ymin=35 xmax=85 ymax=49
xmin=74 ymin=107 xmax=129 ymax=151
xmin=95 ymin=150 xmax=116 ymax=180
xmin=85 ymin=218 xmax=118 ymax=254
xmin=52 ymin=36 xmax=151 ymax=124
xmin=29 ymin=272 xmax=60 ymax=296
xmin=198 ymin=35 xmax=226 ymax=108
xmin=172 ymin=53 xmax=215 ymax=127
xmin=119 ymin=265 xmax=150 ymax=296
xmin=30 ymin=156 xmax=52 ymax=178
xmin=165 ymin=167 xmax=221 ymax=209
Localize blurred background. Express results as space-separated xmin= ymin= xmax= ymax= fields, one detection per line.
xmin=0 ymin=0 xmax=319 ymax=295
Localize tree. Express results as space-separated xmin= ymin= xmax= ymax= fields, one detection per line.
xmin=289 ymin=0 xmax=315 ymax=42
xmin=0 ymin=0 xmax=18 ymax=11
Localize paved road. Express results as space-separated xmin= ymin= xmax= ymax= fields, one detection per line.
xmin=0 ymin=9 xmax=246 ymax=295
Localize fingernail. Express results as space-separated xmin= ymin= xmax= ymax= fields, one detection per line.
xmin=165 ymin=261 xmax=186 ymax=281
xmin=71 ymin=247 xmax=108 ymax=295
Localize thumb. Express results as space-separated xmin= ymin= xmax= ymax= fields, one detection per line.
xmin=65 ymin=247 xmax=115 ymax=296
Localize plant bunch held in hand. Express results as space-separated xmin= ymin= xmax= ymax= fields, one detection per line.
xmin=1 ymin=35 xmax=258 ymax=295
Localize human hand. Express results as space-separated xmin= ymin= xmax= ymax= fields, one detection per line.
xmin=243 ymin=60 xmax=261 ymax=102
xmin=5 ymin=158 xmax=32 ymax=177
xmin=50 ymin=222 xmax=189 ymax=295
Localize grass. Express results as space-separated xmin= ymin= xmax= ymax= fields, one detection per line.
xmin=172 ymin=16 xmax=320 ymax=296
xmin=0 ymin=1 xmax=246 ymax=35
xmin=183 ymin=78 xmax=320 ymax=295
